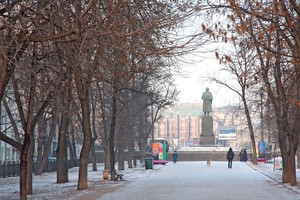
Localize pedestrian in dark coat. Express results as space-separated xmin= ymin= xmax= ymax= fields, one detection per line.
xmin=242 ymin=149 xmax=248 ymax=162
xmin=172 ymin=151 xmax=178 ymax=163
xmin=239 ymin=150 xmax=243 ymax=161
xmin=227 ymin=148 xmax=234 ymax=168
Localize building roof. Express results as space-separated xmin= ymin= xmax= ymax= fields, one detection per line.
xmin=162 ymin=102 xmax=202 ymax=118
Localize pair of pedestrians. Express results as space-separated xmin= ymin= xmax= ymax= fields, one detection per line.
xmin=239 ymin=148 xmax=248 ymax=162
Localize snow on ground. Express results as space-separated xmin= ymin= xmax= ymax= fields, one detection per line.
xmin=97 ymin=161 xmax=300 ymax=200
xmin=248 ymin=161 xmax=300 ymax=194
xmin=0 ymin=163 xmax=161 ymax=200
xmin=0 ymin=160 xmax=299 ymax=200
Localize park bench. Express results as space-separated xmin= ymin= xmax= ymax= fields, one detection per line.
xmin=257 ymin=158 xmax=266 ymax=163
xmin=114 ymin=169 xmax=124 ymax=181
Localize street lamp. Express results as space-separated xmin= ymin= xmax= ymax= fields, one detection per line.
xmin=260 ymin=87 xmax=264 ymax=142
xmin=259 ymin=87 xmax=265 ymax=158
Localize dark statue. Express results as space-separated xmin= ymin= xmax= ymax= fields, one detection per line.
xmin=201 ymin=88 xmax=213 ymax=116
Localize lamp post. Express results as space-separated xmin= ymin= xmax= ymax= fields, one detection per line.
xmin=177 ymin=114 xmax=180 ymax=148
xmin=260 ymin=87 xmax=264 ymax=142
xmin=0 ymin=102 xmax=2 ymax=163
xmin=151 ymin=104 xmax=154 ymax=144
xmin=188 ymin=115 xmax=191 ymax=142
xmin=259 ymin=87 xmax=265 ymax=158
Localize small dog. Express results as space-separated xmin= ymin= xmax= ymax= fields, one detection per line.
xmin=207 ymin=159 xmax=211 ymax=167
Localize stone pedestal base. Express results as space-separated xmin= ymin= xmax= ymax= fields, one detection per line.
xmin=200 ymin=134 xmax=215 ymax=145
xmin=200 ymin=115 xmax=215 ymax=145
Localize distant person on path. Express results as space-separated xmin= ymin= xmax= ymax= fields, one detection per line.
xmin=242 ymin=148 xmax=248 ymax=162
xmin=172 ymin=151 xmax=178 ymax=163
xmin=239 ymin=150 xmax=243 ymax=161
xmin=201 ymin=88 xmax=213 ymax=116
xmin=227 ymin=148 xmax=234 ymax=168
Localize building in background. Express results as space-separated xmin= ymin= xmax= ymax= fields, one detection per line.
xmin=153 ymin=102 xmax=253 ymax=150
xmin=0 ymin=102 xmax=20 ymax=164
xmin=154 ymin=102 xmax=202 ymax=150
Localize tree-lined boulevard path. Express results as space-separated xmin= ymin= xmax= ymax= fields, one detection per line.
xmin=94 ymin=161 xmax=299 ymax=200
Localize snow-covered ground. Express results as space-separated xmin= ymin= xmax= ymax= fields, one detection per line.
xmin=97 ymin=161 xmax=300 ymax=200
xmin=0 ymin=163 xmax=160 ymax=200
xmin=0 ymin=160 xmax=299 ymax=200
xmin=248 ymin=161 xmax=300 ymax=194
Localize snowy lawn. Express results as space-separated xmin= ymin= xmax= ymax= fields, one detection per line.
xmin=0 ymin=163 xmax=160 ymax=200
xmin=247 ymin=161 xmax=300 ymax=194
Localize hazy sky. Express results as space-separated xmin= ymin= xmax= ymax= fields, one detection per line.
xmin=172 ymin=16 xmax=240 ymax=107
xmin=174 ymin=53 xmax=239 ymax=107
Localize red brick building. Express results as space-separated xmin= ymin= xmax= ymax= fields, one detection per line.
xmin=153 ymin=103 xmax=202 ymax=149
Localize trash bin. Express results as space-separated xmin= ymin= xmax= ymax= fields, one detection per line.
xmin=145 ymin=157 xmax=153 ymax=170
xmin=103 ymin=169 xmax=109 ymax=180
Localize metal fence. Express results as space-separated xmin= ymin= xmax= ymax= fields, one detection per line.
xmin=0 ymin=163 xmax=20 ymax=178
xmin=0 ymin=159 xmax=79 ymax=178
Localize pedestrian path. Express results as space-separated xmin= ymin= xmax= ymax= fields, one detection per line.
xmin=96 ymin=161 xmax=300 ymax=200
xmin=0 ymin=161 xmax=299 ymax=200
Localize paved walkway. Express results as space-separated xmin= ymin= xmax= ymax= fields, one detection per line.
xmin=93 ymin=161 xmax=300 ymax=200
xmin=1 ymin=161 xmax=299 ymax=199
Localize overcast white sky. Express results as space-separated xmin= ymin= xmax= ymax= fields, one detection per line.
xmin=172 ymin=13 xmax=241 ymax=107
xmin=174 ymin=53 xmax=240 ymax=107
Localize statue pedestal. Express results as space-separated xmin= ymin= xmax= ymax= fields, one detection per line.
xmin=200 ymin=115 xmax=215 ymax=145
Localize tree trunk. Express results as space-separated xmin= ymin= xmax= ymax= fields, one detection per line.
xmin=139 ymin=139 xmax=147 ymax=163
xmin=56 ymin=113 xmax=69 ymax=183
xmin=109 ymin=87 xmax=117 ymax=181
xmin=76 ymin=84 xmax=92 ymax=190
xmin=278 ymin=137 xmax=290 ymax=183
xmin=36 ymin=115 xmax=57 ymax=175
xmin=77 ymin=96 xmax=92 ymax=190
xmin=20 ymin=42 xmax=38 ymax=200
xmin=242 ymin=96 xmax=257 ymax=164
xmin=20 ymin=135 xmax=30 ymax=200
xmin=128 ymin=135 xmax=134 ymax=168
xmin=297 ymin=143 xmax=300 ymax=169
xmin=69 ymin=130 xmax=78 ymax=167
xmin=117 ymin=143 xmax=125 ymax=171
xmin=36 ymin=120 xmax=46 ymax=173
xmin=98 ymin=86 xmax=110 ymax=170
xmin=90 ymin=138 xmax=97 ymax=171
xmin=104 ymin=146 xmax=110 ymax=170
xmin=19 ymin=90 xmax=48 ymax=199
xmin=91 ymin=91 xmax=98 ymax=171
xmin=26 ymin=132 xmax=34 ymax=195
xmin=288 ymin=146 xmax=297 ymax=186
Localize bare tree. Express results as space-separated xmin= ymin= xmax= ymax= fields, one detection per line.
xmin=0 ymin=1 xmax=224 ymax=197
xmin=207 ymin=0 xmax=300 ymax=185
xmin=210 ymin=42 xmax=260 ymax=164
xmin=35 ymin=114 xmax=58 ymax=175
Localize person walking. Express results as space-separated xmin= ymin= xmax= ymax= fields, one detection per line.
xmin=239 ymin=150 xmax=243 ymax=161
xmin=242 ymin=149 xmax=248 ymax=162
xmin=172 ymin=151 xmax=178 ymax=163
xmin=227 ymin=148 xmax=234 ymax=168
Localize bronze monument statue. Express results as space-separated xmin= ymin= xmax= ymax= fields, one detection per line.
xmin=201 ymin=88 xmax=213 ymax=116
xmin=200 ymin=87 xmax=215 ymax=145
